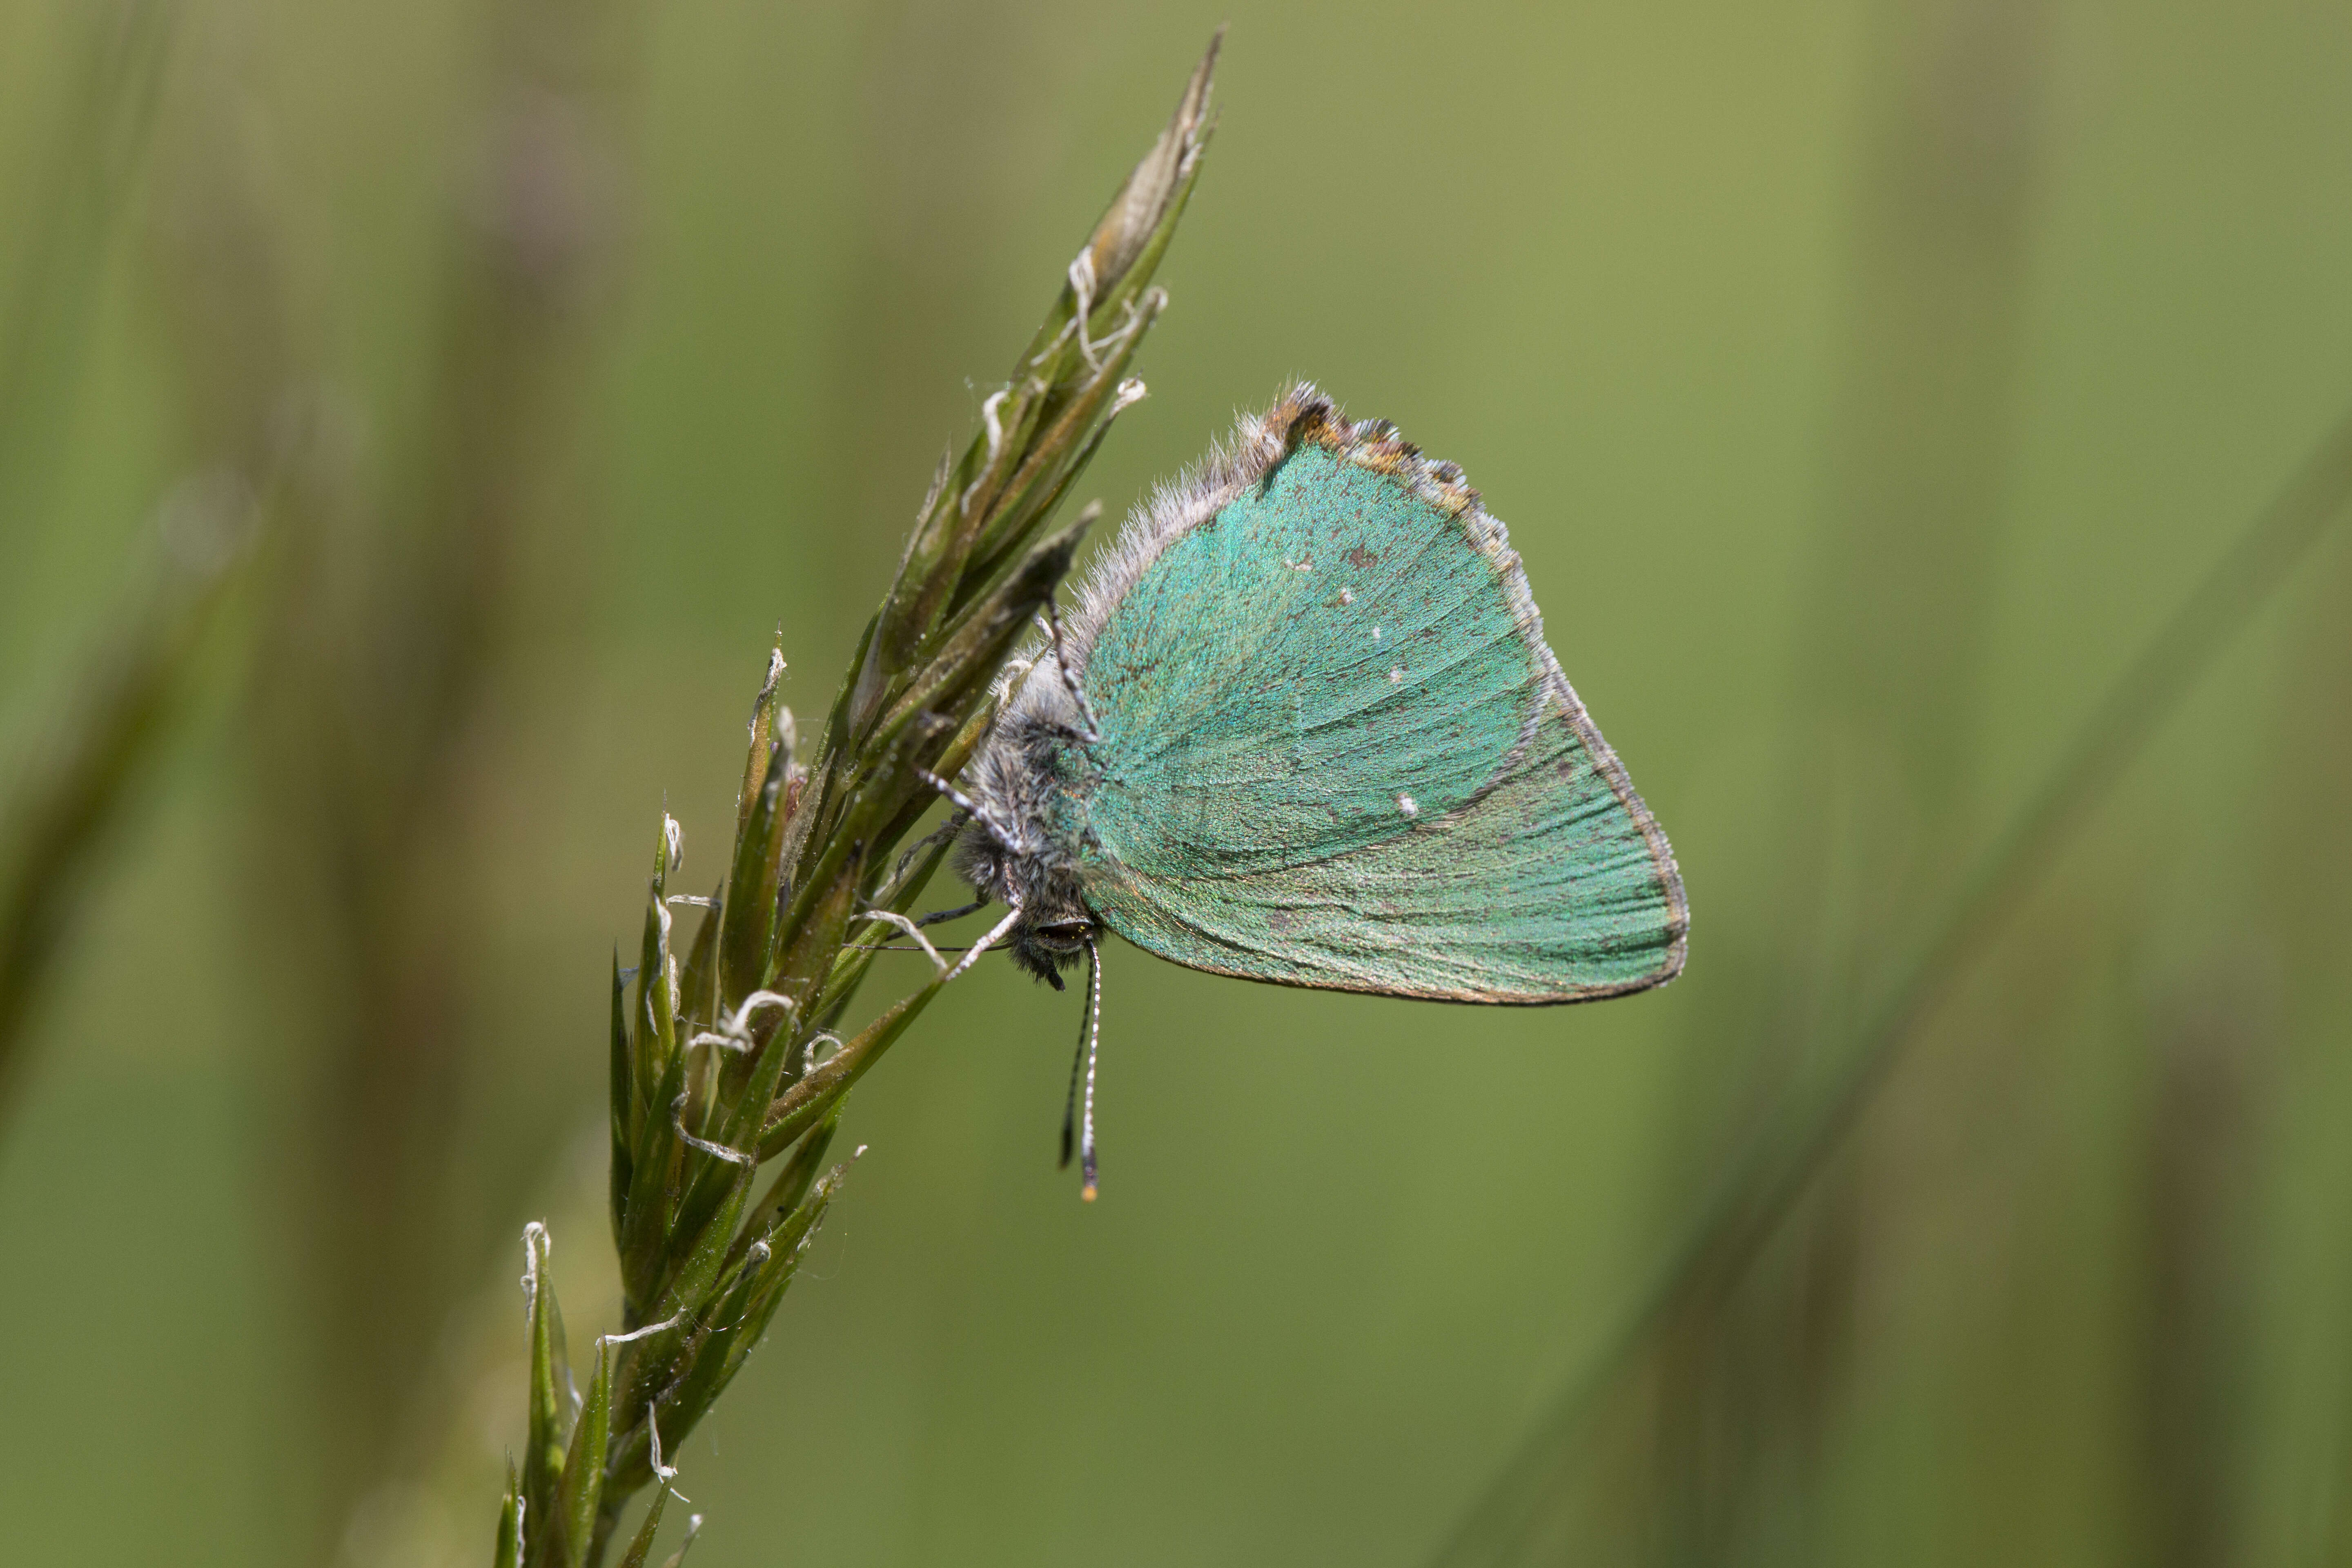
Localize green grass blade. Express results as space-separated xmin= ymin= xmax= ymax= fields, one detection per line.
xmin=631 ymin=822 xmax=681 ymax=1130
xmin=874 ymin=511 xmax=1094 ymax=749
xmin=618 ymin=1033 xmax=695 ymax=1321
xmin=722 ymin=1104 xmax=840 ymax=1282
xmin=717 ymin=1167 xmax=846 ymax=1383
xmin=629 ymin=1165 xmax=754 ymax=1398
xmin=655 ymin=1516 xmax=702 ymax=1568
xmin=759 ymin=977 xmax=943 ymax=1160
xmin=613 ymin=1472 xmax=670 ymax=1568
xmin=719 ymin=738 xmax=787 ymax=1008
xmin=735 ymin=641 xmax=786 ymax=842
xmin=494 ymin=1458 xmax=525 ymax=1568
xmin=552 ymin=1338 xmax=615 ymax=1568
xmin=609 ymin=953 xmax=633 ymax=1247
xmin=662 ymin=1163 xmax=845 ymax=1450
xmin=767 ymin=841 xmax=866 ymax=1025
xmin=521 ymin=1223 xmax=572 ymax=1546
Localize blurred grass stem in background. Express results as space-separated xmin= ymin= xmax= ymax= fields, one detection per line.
xmin=1430 ymin=399 xmax=2352 ymax=1566
xmin=1642 ymin=7 xmax=2056 ymax=1550
xmin=0 ymin=0 xmax=180 ymax=1114
xmin=491 ymin=37 xmax=1218 ymax=1567
xmin=0 ymin=479 xmax=254 ymax=1121
xmin=233 ymin=0 xmax=648 ymax=1541
xmin=0 ymin=0 xmax=265 ymax=1130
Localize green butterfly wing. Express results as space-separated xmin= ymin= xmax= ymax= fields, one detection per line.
xmin=1065 ymin=399 xmax=1686 ymax=1003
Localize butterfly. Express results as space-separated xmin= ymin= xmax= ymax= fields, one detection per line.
xmin=940 ymin=385 xmax=1687 ymax=1193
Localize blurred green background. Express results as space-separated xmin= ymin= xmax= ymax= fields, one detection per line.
xmin=4 ymin=0 xmax=2351 ymax=1564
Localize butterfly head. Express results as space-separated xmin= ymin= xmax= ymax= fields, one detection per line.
xmin=952 ymin=700 xmax=1100 ymax=989
xmin=1011 ymin=913 xmax=1096 ymax=989
xmin=954 ymin=823 xmax=1095 ymax=989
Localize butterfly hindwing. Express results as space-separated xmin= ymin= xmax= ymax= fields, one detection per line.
xmin=1065 ymin=397 xmax=1686 ymax=1003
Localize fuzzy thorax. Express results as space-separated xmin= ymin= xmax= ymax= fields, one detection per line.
xmin=953 ymin=660 xmax=1098 ymax=987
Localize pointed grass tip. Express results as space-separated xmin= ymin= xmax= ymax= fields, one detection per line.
xmin=1080 ymin=27 xmax=1221 ymax=296
xmin=520 ymin=1220 xmax=550 ymax=1312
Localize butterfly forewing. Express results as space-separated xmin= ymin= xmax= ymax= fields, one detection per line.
xmin=1064 ymin=409 xmax=1686 ymax=1003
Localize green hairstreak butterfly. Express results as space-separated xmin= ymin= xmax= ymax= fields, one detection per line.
xmin=942 ymin=385 xmax=1687 ymax=1193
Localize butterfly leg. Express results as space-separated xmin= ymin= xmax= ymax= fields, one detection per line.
xmin=913 ymin=897 xmax=989 ymax=929
xmin=873 ymin=807 xmax=971 ymax=908
xmin=1034 ymin=599 xmax=1105 ymax=744
xmin=940 ymin=902 xmax=1025 ymax=987
xmin=915 ymin=767 xmax=1026 ymax=855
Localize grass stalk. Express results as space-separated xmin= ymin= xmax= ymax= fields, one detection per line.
xmin=494 ymin=36 xmax=1220 ymax=1567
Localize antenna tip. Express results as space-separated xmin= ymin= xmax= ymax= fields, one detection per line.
xmin=1080 ymin=1184 xmax=1099 ymax=1203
